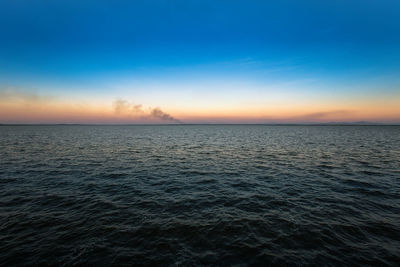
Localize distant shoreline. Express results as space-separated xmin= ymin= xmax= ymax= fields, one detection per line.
xmin=1 ymin=123 xmax=399 ymax=126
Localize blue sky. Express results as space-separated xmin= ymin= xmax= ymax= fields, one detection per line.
xmin=0 ymin=0 xmax=399 ymax=123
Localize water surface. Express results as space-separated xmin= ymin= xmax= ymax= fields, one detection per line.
xmin=1 ymin=125 xmax=399 ymax=265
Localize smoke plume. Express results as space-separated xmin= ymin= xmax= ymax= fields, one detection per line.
xmin=150 ymin=107 xmax=182 ymax=123
xmin=113 ymin=99 xmax=182 ymax=123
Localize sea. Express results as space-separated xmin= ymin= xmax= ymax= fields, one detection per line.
xmin=0 ymin=125 xmax=399 ymax=266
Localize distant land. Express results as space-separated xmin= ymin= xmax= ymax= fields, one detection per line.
xmin=0 ymin=122 xmax=399 ymax=126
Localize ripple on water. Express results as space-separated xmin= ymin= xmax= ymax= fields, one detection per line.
xmin=0 ymin=125 xmax=399 ymax=265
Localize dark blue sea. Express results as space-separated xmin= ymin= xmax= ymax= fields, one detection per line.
xmin=1 ymin=125 xmax=399 ymax=266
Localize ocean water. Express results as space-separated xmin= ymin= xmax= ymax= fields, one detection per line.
xmin=0 ymin=125 xmax=399 ymax=266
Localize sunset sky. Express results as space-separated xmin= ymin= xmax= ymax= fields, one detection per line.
xmin=1 ymin=0 xmax=399 ymax=123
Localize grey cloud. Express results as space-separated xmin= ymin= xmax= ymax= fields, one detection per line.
xmin=113 ymin=99 xmax=182 ymax=123
xmin=298 ymin=110 xmax=353 ymax=121
xmin=150 ymin=107 xmax=182 ymax=123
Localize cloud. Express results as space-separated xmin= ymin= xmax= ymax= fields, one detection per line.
xmin=0 ymin=87 xmax=51 ymax=103
xmin=112 ymin=99 xmax=183 ymax=123
xmin=113 ymin=99 xmax=144 ymax=114
xmin=150 ymin=107 xmax=182 ymax=123
xmin=297 ymin=110 xmax=353 ymax=121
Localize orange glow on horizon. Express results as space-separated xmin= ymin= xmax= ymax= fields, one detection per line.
xmin=1 ymin=94 xmax=399 ymax=124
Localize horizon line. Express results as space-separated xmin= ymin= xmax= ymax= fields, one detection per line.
xmin=1 ymin=123 xmax=399 ymax=126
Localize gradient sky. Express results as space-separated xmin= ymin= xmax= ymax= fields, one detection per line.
xmin=1 ymin=0 xmax=400 ymax=123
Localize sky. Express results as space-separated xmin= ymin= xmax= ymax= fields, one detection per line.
xmin=0 ymin=0 xmax=399 ymax=124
